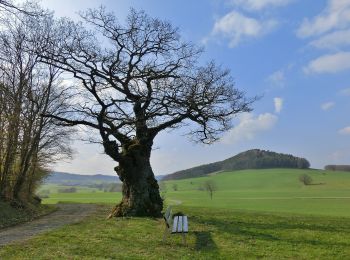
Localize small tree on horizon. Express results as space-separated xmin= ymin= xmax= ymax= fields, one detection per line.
xmin=203 ymin=180 xmax=217 ymax=200
xmin=299 ymin=174 xmax=312 ymax=185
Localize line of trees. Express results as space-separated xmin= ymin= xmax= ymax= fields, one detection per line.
xmin=0 ymin=3 xmax=71 ymax=203
xmin=324 ymin=165 xmax=350 ymax=172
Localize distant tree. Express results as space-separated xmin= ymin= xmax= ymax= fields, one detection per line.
xmin=108 ymin=183 xmax=122 ymax=192
xmin=38 ymin=8 xmax=254 ymax=217
xmin=203 ymin=180 xmax=217 ymax=199
xmin=58 ymin=187 xmax=77 ymax=193
xmin=172 ymin=184 xmax=178 ymax=192
xmin=325 ymin=165 xmax=350 ymax=172
xmin=299 ymin=174 xmax=312 ymax=185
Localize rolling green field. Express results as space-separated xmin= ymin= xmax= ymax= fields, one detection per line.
xmin=2 ymin=168 xmax=350 ymax=259
xmin=1 ymin=205 xmax=350 ymax=259
xmin=42 ymin=168 xmax=350 ymax=217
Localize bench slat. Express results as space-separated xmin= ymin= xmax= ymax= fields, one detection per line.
xmin=183 ymin=216 xmax=188 ymax=233
xmin=177 ymin=216 xmax=183 ymax=233
xmin=172 ymin=216 xmax=179 ymax=233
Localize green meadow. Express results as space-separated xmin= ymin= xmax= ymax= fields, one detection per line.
xmin=2 ymin=168 xmax=350 ymax=259
xmin=43 ymin=168 xmax=350 ymax=217
xmin=1 ymin=205 xmax=350 ymax=259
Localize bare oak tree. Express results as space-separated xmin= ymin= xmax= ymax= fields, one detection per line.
xmin=39 ymin=8 xmax=255 ymax=217
xmin=0 ymin=0 xmax=44 ymax=16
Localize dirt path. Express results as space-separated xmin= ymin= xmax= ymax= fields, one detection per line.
xmin=0 ymin=203 xmax=98 ymax=247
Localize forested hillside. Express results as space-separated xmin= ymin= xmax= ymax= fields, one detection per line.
xmin=163 ymin=149 xmax=310 ymax=180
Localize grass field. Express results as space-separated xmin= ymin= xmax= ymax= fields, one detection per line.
xmin=42 ymin=168 xmax=350 ymax=217
xmin=38 ymin=184 xmax=102 ymax=194
xmin=2 ymin=168 xmax=350 ymax=259
xmin=1 ymin=205 xmax=350 ymax=259
xmin=43 ymin=192 xmax=121 ymax=204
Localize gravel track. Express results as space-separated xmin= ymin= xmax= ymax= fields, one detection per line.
xmin=0 ymin=203 xmax=98 ymax=247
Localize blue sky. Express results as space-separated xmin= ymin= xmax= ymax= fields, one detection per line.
xmin=32 ymin=0 xmax=350 ymax=175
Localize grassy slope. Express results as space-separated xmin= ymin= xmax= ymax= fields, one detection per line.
xmin=0 ymin=201 xmax=56 ymax=229
xmin=163 ymin=168 xmax=350 ymax=217
xmin=0 ymin=205 xmax=349 ymax=259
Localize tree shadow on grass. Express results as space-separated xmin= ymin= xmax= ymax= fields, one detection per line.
xmin=193 ymin=231 xmax=218 ymax=252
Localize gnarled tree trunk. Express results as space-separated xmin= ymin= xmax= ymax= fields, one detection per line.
xmin=108 ymin=141 xmax=163 ymax=218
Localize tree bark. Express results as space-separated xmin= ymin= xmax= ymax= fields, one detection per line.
xmin=108 ymin=141 xmax=163 ymax=217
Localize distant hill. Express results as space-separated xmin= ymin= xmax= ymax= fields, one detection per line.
xmin=155 ymin=175 xmax=167 ymax=181
xmin=45 ymin=172 xmax=120 ymax=186
xmin=163 ymin=149 xmax=310 ymax=180
xmin=45 ymin=171 xmax=165 ymax=185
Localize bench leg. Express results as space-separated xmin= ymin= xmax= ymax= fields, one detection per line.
xmin=182 ymin=233 xmax=186 ymax=245
xmin=163 ymin=227 xmax=168 ymax=242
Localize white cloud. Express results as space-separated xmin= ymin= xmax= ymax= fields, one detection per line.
xmin=230 ymin=0 xmax=293 ymax=11
xmin=339 ymin=88 xmax=350 ymax=95
xmin=297 ymin=0 xmax=350 ymax=38
xmin=303 ymin=52 xmax=350 ymax=74
xmin=222 ymin=113 xmax=278 ymax=144
xmin=212 ymin=11 xmax=278 ymax=47
xmin=310 ymin=29 xmax=350 ymax=49
xmin=321 ymin=101 xmax=335 ymax=110
xmin=268 ymin=70 xmax=285 ymax=87
xmin=339 ymin=126 xmax=350 ymax=135
xmin=274 ymin=97 xmax=283 ymax=113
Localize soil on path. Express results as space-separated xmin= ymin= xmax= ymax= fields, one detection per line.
xmin=0 ymin=203 xmax=98 ymax=247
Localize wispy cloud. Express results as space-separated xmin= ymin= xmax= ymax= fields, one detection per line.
xmin=339 ymin=126 xmax=350 ymax=135
xmin=211 ymin=11 xmax=277 ymax=47
xmin=230 ymin=0 xmax=293 ymax=11
xmin=338 ymin=88 xmax=350 ymax=96
xmin=268 ymin=70 xmax=285 ymax=87
xmin=303 ymin=52 xmax=350 ymax=74
xmin=310 ymin=29 xmax=350 ymax=50
xmin=297 ymin=0 xmax=350 ymax=38
xmin=274 ymin=97 xmax=283 ymax=113
xmin=298 ymin=1 xmax=350 ymax=75
xmin=321 ymin=101 xmax=335 ymax=111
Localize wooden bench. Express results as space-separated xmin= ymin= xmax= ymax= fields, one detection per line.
xmin=163 ymin=206 xmax=188 ymax=244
